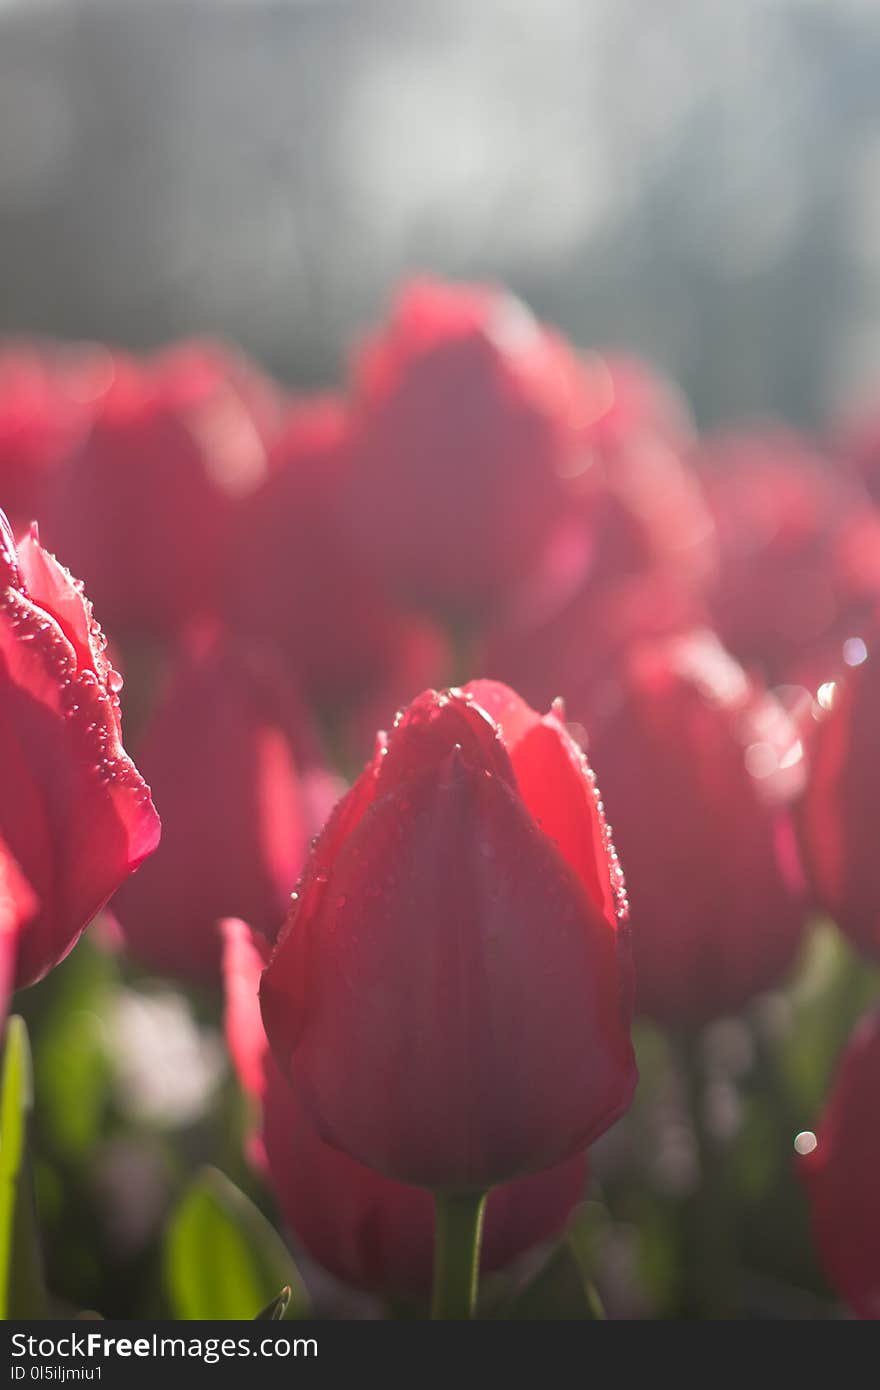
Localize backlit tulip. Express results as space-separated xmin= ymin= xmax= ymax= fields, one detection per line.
xmin=799 ymin=1006 xmax=880 ymax=1319
xmin=698 ymin=427 xmax=880 ymax=687
xmin=224 ymin=918 xmax=588 ymax=1297
xmin=0 ymin=342 xmax=108 ymax=533
xmin=587 ymin=631 xmax=807 ymax=1024
xmin=570 ymin=353 xmax=713 ymax=594
xmin=0 ymin=837 xmax=37 ymax=1029
xmin=0 ymin=509 xmax=160 ymax=987
xmin=46 ymin=341 xmax=280 ymax=640
xmin=480 ymin=354 xmax=712 ymax=732
xmin=261 ymin=680 xmax=635 ymax=1192
xmin=346 ymin=279 xmax=596 ymax=616
xmin=223 ymin=397 xmax=448 ymax=711
xmin=112 ymin=634 xmax=339 ymax=984
xmin=800 ymin=634 xmax=880 ymax=958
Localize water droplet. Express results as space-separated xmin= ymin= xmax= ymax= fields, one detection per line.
xmin=794 ymin=1130 xmax=817 ymax=1156
xmin=843 ymin=636 xmax=868 ymax=667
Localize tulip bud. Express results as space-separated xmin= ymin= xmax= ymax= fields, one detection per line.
xmin=479 ymin=355 xmax=712 ymax=730
xmin=46 ymin=341 xmax=280 ymax=641
xmin=0 ymin=509 xmax=160 ymax=987
xmin=571 ymin=354 xmax=713 ymax=594
xmin=0 ymin=837 xmax=38 ymax=1029
xmin=346 ymin=279 xmax=595 ymax=616
xmin=799 ymin=1006 xmax=880 ymax=1319
xmin=698 ymin=427 xmax=880 ymax=687
xmin=587 ymin=631 xmax=808 ymax=1024
xmin=0 ymin=343 xmax=100 ymax=533
xmin=261 ymin=681 xmax=636 ymax=1192
xmin=800 ymin=634 xmax=880 ymax=959
xmin=222 ymin=397 xmax=448 ymax=710
xmin=112 ymin=635 xmax=339 ymax=984
xmin=223 ymin=918 xmax=588 ymax=1297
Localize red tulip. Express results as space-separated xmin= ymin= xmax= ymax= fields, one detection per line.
xmin=483 ymin=566 xmax=706 ymax=741
xmin=112 ymin=634 xmax=339 ymax=984
xmin=223 ymin=918 xmax=587 ymax=1296
xmin=586 ymin=631 xmax=807 ymax=1024
xmin=479 ymin=354 xmax=712 ymax=732
xmin=0 ymin=342 xmax=105 ymax=533
xmin=46 ymin=341 xmax=280 ymax=640
xmin=261 ymin=680 xmax=635 ymax=1192
xmin=800 ymin=1006 xmax=880 ymax=1318
xmin=698 ymin=426 xmax=880 ymax=686
xmin=0 ymin=509 xmax=160 ymax=987
xmin=345 ymin=279 xmax=597 ymax=616
xmin=569 ymin=353 xmax=713 ymax=594
xmin=800 ymin=633 xmax=880 ymax=958
xmin=223 ymin=397 xmax=448 ymax=710
xmin=0 ymin=837 xmax=38 ymax=1029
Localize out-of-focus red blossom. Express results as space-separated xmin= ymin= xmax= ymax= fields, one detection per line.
xmin=586 ymin=631 xmax=808 ymax=1024
xmin=45 ymin=340 xmax=282 ymax=641
xmin=0 ymin=509 xmax=160 ymax=988
xmin=112 ymin=633 xmax=340 ymax=985
xmin=800 ymin=1007 xmax=880 ymax=1318
xmin=261 ymin=680 xmax=636 ymax=1192
xmin=569 ymin=353 xmax=715 ymax=593
xmin=482 ymin=566 xmax=706 ymax=737
xmin=479 ymin=355 xmax=713 ymax=728
xmin=697 ymin=426 xmax=880 ymax=687
xmin=223 ymin=397 xmax=449 ymax=711
xmin=0 ymin=342 xmax=115 ymax=532
xmin=345 ymin=279 xmax=601 ymax=616
xmin=0 ymin=837 xmax=38 ymax=1029
xmin=800 ymin=633 xmax=880 ymax=959
xmin=223 ymin=918 xmax=588 ymax=1297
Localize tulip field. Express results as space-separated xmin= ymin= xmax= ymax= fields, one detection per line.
xmin=1 ymin=279 xmax=880 ymax=1326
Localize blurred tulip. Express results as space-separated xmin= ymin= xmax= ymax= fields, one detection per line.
xmin=800 ymin=632 xmax=880 ymax=958
xmin=569 ymin=353 xmax=714 ymax=593
xmin=112 ymin=633 xmax=339 ymax=985
xmin=480 ymin=354 xmax=713 ymax=730
xmin=0 ymin=837 xmax=38 ymax=1028
xmin=261 ymin=680 xmax=635 ymax=1192
xmin=45 ymin=340 xmax=281 ymax=641
xmin=0 ymin=509 xmax=160 ymax=987
xmin=483 ymin=565 xmax=706 ymax=737
xmin=0 ymin=341 xmax=115 ymax=534
xmin=698 ymin=426 xmax=880 ymax=686
xmin=223 ymin=397 xmax=448 ymax=711
xmin=346 ymin=278 xmax=598 ymax=617
xmin=223 ymin=918 xmax=588 ymax=1297
xmin=800 ymin=1006 xmax=880 ymax=1318
xmin=587 ymin=631 xmax=807 ymax=1024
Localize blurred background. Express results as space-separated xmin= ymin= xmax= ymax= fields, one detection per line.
xmin=3 ymin=0 xmax=880 ymax=426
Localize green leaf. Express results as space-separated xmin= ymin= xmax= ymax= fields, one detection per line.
xmin=0 ymin=1016 xmax=47 ymax=1318
xmin=500 ymin=1206 xmax=607 ymax=1320
xmin=255 ymin=1286 xmax=291 ymax=1321
xmin=164 ymin=1167 xmax=307 ymax=1320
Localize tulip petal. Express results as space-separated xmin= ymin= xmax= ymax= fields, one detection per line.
xmin=264 ymin=750 xmax=635 ymax=1190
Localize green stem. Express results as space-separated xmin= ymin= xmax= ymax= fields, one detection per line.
xmin=678 ymin=1034 xmax=738 ymax=1319
xmin=431 ymin=1191 xmax=487 ymax=1320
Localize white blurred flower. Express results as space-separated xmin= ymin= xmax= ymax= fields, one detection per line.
xmin=109 ymin=987 xmax=226 ymax=1128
